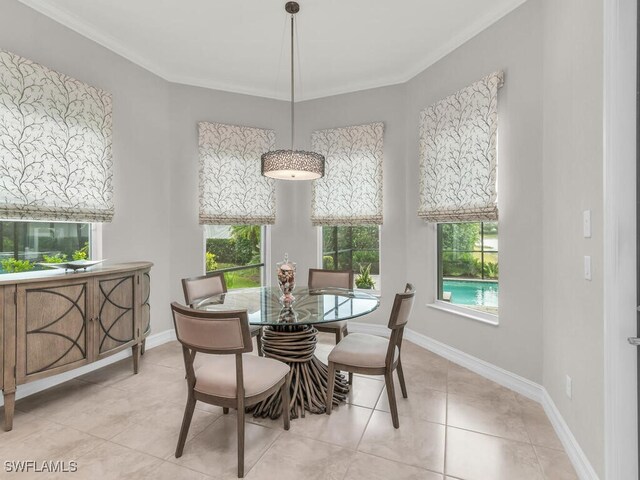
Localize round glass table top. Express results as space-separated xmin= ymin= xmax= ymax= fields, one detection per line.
xmin=193 ymin=286 xmax=380 ymax=326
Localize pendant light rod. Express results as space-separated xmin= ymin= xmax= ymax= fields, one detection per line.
xmin=290 ymin=12 xmax=295 ymax=150
xmin=261 ymin=1 xmax=325 ymax=181
xmin=285 ymin=1 xmax=299 ymax=150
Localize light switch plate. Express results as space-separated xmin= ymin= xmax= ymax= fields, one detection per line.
xmin=584 ymin=256 xmax=592 ymax=280
xmin=583 ymin=210 xmax=591 ymax=238
xmin=566 ymin=375 xmax=572 ymax=399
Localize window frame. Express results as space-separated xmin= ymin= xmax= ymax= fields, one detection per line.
xmin=202 ymin=224 xmax=269 ymax=289
xmin=431 ymin=221 xmax=499 ymax=324
xmin=316 ymin=225 xmax=382 ymax=293
xmin=0 ymin=219 xmax=100 ymax=276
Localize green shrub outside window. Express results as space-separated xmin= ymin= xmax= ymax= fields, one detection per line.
xmin=0 ymin=221 xmax=90 ymax=274
xmin=204 ymin=225 xmax=264 ymax=290
xmin=321 ymin=226 xmax=380 ymax=289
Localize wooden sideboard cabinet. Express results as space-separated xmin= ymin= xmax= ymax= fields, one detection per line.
xmin=1 ymin=262 xmax=152 ymax=431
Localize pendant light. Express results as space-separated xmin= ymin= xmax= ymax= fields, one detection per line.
xmin=261 ymin=1 xmax=325 ymax=180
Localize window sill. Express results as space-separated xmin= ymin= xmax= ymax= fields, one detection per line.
xmin=427 ymin=301 xmax=499 ymax=326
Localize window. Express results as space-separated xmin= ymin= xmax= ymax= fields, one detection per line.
xmin=204 ymin=225 xmax=265 ymax=289
xmin=0 ymin=220 xmax=91 ymax=274
xmin=437 ymin=222 xmax=498 ymax=315
xmin=321 ymin=226 xmax=380 ymax=290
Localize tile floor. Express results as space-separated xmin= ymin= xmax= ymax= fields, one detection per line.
xmin=0 ymin=334 xmax=578 ymax=479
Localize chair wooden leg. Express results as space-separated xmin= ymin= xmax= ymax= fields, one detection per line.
xmin=397 ymin=358 xmax=408 ymax=399
xmin=186 ymin=350 xmax=197 ymax=379
xmin=175 ymin=396 xmax=196 ymax=458
xmin=281 ymin=375 xmax=290 ymax=430
xmin=237 ymin=397 xmax=245 ymax=478
xmin=348 ymin=372 xmax=353 ymax=385
xmin=223 ymin=407 xmax=229 ymax=414
xmin=385 ymin=371 xmax=400 ymax=429
xmin=140 ymin=338 xmax=146 ymax=356
xmin=326 ymin=362 xmax=336 ymax=414
xmin=256 ymin=330 xmax=263 ymax=357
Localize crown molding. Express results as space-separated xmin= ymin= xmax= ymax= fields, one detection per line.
xmin=19 ymin=0 xmax=173 ymax=81
xmin=400 ymin=0 xmax=529 ymax=83
xmin=19 ymin=0 xmax=528 ymax=102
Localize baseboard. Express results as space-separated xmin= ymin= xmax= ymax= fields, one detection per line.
xmin=349 ymin=321 xmax=599 ymax=480
xmin=541 ymin=389 xmax=601 ymax=480
xmin=0 ymin=329 xmax=176 ymax=407
xmin=1 ymin=323 xmax=600 ymax=479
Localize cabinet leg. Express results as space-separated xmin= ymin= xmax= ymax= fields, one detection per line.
xmin=141 ymin=339 xmax=146 ymax=356
xmin=132 ymin=344 xmax=141 ymax=374
xmin=3 ymin=390 xmax=15 ymax=431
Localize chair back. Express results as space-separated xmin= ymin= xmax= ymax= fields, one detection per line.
xmin=308 ymin=268 xmax=354 ymax=289
xmin=387 ymin=283 xmax=415 ymax=330
xmin=170 ymin=302 xmax=252 ymax=355
xmin=385 ymin=284 xmax=415 ymax=367
xmin=182 ymin=272 xmax=227 ymax=307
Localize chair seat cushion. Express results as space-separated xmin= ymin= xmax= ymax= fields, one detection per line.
xmin=315 ymin=320 xmax=347 ymax=332
xmin=195 ymin=354 xmax=289 ymax=399
xmin=328 ymin=333 xmax=397 ymax=369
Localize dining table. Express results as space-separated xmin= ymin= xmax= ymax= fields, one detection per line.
xmin=194 ymin=286 xmax=380 ymax=419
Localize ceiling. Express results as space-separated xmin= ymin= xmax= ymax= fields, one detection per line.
xmin=19 ymin=0 xmax=527 ymax=101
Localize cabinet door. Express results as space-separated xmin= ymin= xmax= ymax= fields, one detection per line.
xmin=140 ymin=270 xmax=151 ymax=337
xmin=16 ymin=280 xmax=91 ymax=383
xmin=95 ymin=273 xmax=136 ymax=358
xmin=139 ymin=269 xmax=151 ymax=339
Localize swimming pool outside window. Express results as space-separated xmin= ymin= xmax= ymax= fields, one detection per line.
xmin=437 ymin=222 xmax=498 ymax=315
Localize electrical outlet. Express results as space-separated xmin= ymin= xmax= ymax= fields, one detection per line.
xmin=565 ymin=375 xmax=572 ymax=399
xmin=584 ymin=256 xmax=591 ymax=280
xmin=583 ymin=210 xmax=591 ymax=238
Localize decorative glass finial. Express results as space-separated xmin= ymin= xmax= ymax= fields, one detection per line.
xmin=277 ymin=253 xmax=296 ymax=304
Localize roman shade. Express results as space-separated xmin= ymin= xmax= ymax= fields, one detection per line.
xmin=311 ymin=122 xmax=384 ymax=226
xmin=418 ymin=71 xmax=503 ymax=223
xmin=0 ymin=49 xmax=113 ymax=222
xmin=198 ymin=122 xmax=276 ymax=225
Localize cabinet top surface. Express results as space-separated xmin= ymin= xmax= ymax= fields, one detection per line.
xmin=0 ymin=261 xmax=153 ymax=286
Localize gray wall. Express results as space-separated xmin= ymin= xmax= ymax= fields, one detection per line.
xmin=290 ymin=85 xmax=408 ymax=326
xmin=0 ymin=0 xmax=173 ymax=334
xmin=1 ymin=0 xmax=607 ymax=474
xmin=290 ymin=0 xmax=545 ymax=377
xmin=167 ymin=83 xmax=289 ymax=330
xmin=404 ymin=0 xmax=544 ymax=383
xmin=542 ymin=0 xmax=604 ymax=475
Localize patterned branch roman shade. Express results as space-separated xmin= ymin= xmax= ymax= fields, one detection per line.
xmin=0 ymin=49 xmax=113 ymax=222
xmin=311 ymin=122 xmax=384 ymax=226
xmin=418 ymin=71 xmax=504 ymax=223
xmin=199 ymin=122 xmax=276 ymax=225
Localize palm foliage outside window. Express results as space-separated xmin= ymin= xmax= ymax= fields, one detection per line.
xmin=204 ymin=225 xmax=264 ymax=289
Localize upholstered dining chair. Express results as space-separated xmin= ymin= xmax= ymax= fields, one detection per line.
xmin=170 ymin=302 xmax=290 ymax=478
xmin=308 ymin=268 xmax=354 ymax=344
xmin=182 ymin=273 xmax=263 ymax=356
xmin=325 ymin=284 xmax=415 ymax=428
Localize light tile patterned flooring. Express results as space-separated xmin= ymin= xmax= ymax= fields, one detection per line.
xmin=0 ymin=334 xmax=578 ymax=479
